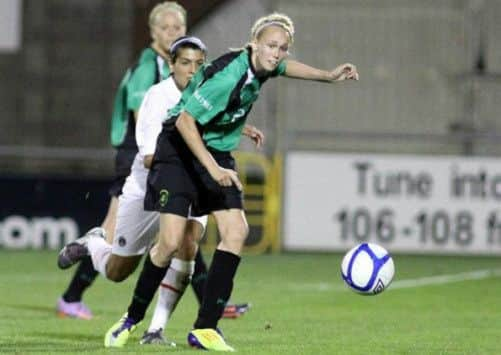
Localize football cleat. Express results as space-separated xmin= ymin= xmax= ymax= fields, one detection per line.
xmin=104 ymin=313 xmax=139 ymax=348
xmin=57 ymin=227 xmax=104 ymax=269
xmin=139 ymin=328 xmax=176 ymax=346
xmin=56 ymin=297 xmax=93 ymax=320
xmin=188 ymin=328 xmax=235 ymax=352
xmin=222 ymin=303 xmax=251 ymax=319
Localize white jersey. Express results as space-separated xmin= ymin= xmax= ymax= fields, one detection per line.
xmin=113 ymin=76 xmax=207 ymax=257
xmin=128 ymin=76 xmax=182 ymax=194
xmin=136 ymin=76 xmax=181 ymax=161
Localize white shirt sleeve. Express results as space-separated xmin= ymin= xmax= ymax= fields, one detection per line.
xmin=136 ymin=77 xmax=182 ymax=158
xmin=136 ymin=84 xmax=168 ymax=157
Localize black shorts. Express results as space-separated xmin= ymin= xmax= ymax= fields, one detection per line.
xmin=192 ymin=152 xmax=243 ymax=216
xmin=108 ymin=147 xmax=138 ymax=197
xmin=144 ymin=146 xmax=243 ymax=217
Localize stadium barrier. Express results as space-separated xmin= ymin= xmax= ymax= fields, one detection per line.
xmin=284 ymin=152 xmax=501 ymax=255
xmin=0 ymin=175 xmax=110 ymax=250
xmin=0 ymin=153 xmax=282 ymax=253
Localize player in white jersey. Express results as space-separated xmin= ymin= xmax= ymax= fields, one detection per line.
xmin=111 ymin=45 xmax=208 ymax=264
xmin=59 ymin=36 xmax=208 ymax=346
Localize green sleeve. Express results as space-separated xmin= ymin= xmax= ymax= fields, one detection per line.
xmin=183 ymin=74 xmax=237 ymax=125
xmin=126 ymin=61 xmax=156 ymax=111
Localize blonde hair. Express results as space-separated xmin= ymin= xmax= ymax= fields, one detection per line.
xmin=149 ymin=1 xmax=187 ymax=28
xmin=250 ymin=13 xmax=295 ymax=43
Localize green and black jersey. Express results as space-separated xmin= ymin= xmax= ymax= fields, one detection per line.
xmin=164 ymin=48 xmax=286 ymax=152
xmin=110 ymin=47 xmax=170 ymax=149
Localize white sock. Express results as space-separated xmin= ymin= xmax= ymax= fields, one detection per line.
xmin=87 ymin=236 xmax=112 ymax=279
xmin=148 ymin=258 xmax=195 ymax=332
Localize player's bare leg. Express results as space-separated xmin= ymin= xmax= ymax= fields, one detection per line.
xmin=56 ymin=197 xmax=119 ymax=319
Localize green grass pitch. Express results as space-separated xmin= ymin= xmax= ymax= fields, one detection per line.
xmin=0 ymin=250 xmax=500 ymax=354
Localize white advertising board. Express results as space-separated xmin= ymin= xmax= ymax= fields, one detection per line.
xmin=284 ymin=152 xmax=501 ymax=255
xmin=0 ymin=216 xmax=78 ymax=249
xmin=0 ymin=0 xmax=22 ymax=52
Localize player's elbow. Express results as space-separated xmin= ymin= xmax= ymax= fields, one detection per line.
xmin=175 ymin=112 xmax=194 ymax=133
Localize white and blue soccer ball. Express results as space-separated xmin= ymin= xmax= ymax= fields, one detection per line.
xmin=341 ymin=243 xmax=395 ymax=295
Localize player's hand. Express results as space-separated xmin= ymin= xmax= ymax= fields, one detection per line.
xmin=243 ymin=125 xmax=265 ymax=149
xmin=330 ymin=63 xmax=359 ymax=82
xmin=209 ymin=166 xmax=243 ymax=191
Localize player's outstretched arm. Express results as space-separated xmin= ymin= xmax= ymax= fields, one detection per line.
xmin=284 ymin=59 xmax=359 ymax=82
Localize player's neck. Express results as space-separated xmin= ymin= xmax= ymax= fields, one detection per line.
xmin=151 ymin=42 xmax=170 ymax=61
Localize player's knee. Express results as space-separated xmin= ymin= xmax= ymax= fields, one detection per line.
xmin=105 ymin=266 xmax=132 ymax=282
xmin=177 ymin=239 xmax=198 ymax=260
xmin=186 ymin=219 xmax=205 ymax=242
xmin=104 ymin=256 xmax=138 ymax=282
xmin=219 ymin=220 xmax=249 ymax=244
xmin=218 ymin=222 xmax=248 ymax=255
xmin=176 ymin=221 xmax=202 ymax=259
xmin=155 ymin=239 xmax=180 ymax=260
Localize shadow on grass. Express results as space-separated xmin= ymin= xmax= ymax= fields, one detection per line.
xmin=0 ymin=331 xmax=105 ymax=353
xmin=1 ymin=337 xmax=203 ymax=353
xmin=0 ymin=338 xmax=103 ymax=353
xmin=30 ymin=331 xmax=103 ymax=342
xmin=1 ymin=303 xmax=55 ymax=315
xmin=0 ymin=303 xmax=119 ymax=319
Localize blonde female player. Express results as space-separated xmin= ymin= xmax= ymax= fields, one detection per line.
xmin=104 ymin=12 xmax=358 ymax=351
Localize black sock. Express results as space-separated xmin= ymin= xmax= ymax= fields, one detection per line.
xmin=191 ymin=249 xmax=208 ymax=305
xmin=62 ymin=256 xmax=98 ymax=303
xmin=127 ymin=253 xmax=168 ymax=323
xmin=194 ymin=249 xmax=240 ymax=329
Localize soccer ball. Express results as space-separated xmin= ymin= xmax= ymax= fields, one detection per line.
xmin=341 ymin=243 xmax=395 ymax=295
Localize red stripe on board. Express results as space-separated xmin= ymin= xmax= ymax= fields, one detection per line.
xmin=160 ymin=283 xmax=180 ymax=293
